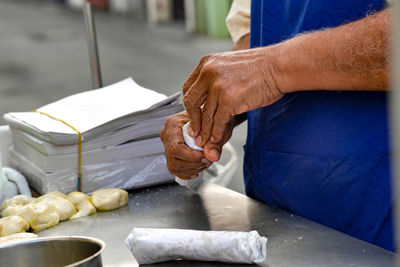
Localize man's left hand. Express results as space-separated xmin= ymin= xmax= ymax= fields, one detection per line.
xmin=182 ymin=47 xmax=284 ymax=155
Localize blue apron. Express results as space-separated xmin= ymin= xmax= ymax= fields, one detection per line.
xmin=245 ymin=0 xmax=394 ymax=250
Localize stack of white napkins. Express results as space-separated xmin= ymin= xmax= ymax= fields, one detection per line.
xmin=3 ymin=78 xmax=183 ymax=194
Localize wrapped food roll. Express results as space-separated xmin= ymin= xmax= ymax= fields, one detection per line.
xmin=124 ymin=228 xmax=267 ymax=265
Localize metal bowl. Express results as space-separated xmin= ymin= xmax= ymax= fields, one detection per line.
xmin=0 ymin=236 xmax=105 ymax=267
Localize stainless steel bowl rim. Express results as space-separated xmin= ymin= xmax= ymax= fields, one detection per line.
xmin=0 ymin=235 xmax=106 ymax=267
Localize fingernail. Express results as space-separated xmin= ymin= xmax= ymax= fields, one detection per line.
xmin=188 ymin=126 xmax=194 ymax=137
xmin=210 ymin=149 xmax=220 ymax=161
xmin=201 ymin=158 xmax=211 ymax=164
xmin=195 ymin=136 xmax=202 ymax=146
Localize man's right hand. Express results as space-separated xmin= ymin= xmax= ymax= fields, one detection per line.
xmin=160 ymin=111 xmax=210 ymax=179
xmin=161 ymin=111 xmax=235 ymax=179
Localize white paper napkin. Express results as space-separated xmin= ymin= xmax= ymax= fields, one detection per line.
xmin=175 ymin=122 xmax=205 ymax=191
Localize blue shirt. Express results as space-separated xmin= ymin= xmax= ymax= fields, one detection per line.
xmin=244 ymin=0 xmax=393 ymax=250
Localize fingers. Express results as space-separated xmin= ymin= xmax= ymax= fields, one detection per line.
xmin=162 ymin=120 xmax=205 ymax=163
xmin=165 ymin=144 xmax=209 ymax=178
xmin=210 ymin=106 xmax=233 ymax=144
xmin=160 ymin=113 xmax=187 ymax=147
xmin=172 ymin=159 xmax=211 ymax=179
xmin=169 ymin=158 xmax=207 ymax=176
xmin=203 ymin=142 xmax=223 ymax=162
xmin=182 ymin=54 xmax=211 ymax=95
xmin=161 ymin=112 xmax=211 ymax=179
xmin=183 ymin=77 xmax=209 ymax=138
xmin=182 ymin=52 xmax=236 ymax=148
xmin=202 ymin=114 xmax=235 ymax=163
xmin=195 ymin=93 xmax=218 ymax=147
xmin=170 ymin=143 xmax=204 ymax=162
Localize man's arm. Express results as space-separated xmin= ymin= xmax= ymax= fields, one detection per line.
xmin=183 ymin=8 xmax=392 ymax=161
xmin=233 ymin=33 xmax=250 ymax=126
xmin=276 ymin=8 xmax=391 ymax=92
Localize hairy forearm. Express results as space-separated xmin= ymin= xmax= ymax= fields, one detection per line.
xmin=273 ymin=8 xmax=391 ymax=93
xmin=233 ymin=33 xmax=250 ymax=125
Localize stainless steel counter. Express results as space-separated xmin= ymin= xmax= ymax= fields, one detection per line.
xmin=38 ymin=183 xmax=395 ymax=266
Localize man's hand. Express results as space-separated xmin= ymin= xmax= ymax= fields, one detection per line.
xmin=160 ymin=111 xmax=236 ymax=177
xmin=160 ymin=111 xmax=210 ymax=179
xmin=183 ymin=47 xmax=284 ymax=160
xmin=160 ymin=34 xmax=251 ymax=177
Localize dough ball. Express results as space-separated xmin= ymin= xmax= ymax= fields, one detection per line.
xmin=1 ymin=205 xmax=35 ymax=225
xmin=46 ymin=191 xmax=68 ymax=199
xmin=91 ymin=188 xmax=128 ymax=211
xmin=35 ymin=195 xmax=76 ymax=221
xmin=67 ymin=191 xmax=91 ymax=203
xmin=67 ymin=192 xmax=96 ymax=219
xmin=0 ymin=195 xmax=32 ymax=212
xmin=0 ymin=232 xmax=38 ymax=244
xmin=3 ymin=199 xmax=60 ymax=232
xmin=0 ymin=216 xmax=29 ymax=236
xmin=29 ymin=201 xmax=59 ymax=232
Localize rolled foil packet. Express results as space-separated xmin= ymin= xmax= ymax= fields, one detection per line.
xmin=124 ymin=228 xmax=268 ymax=265
xmin=175 ymin=122 xmax=205 ymax=191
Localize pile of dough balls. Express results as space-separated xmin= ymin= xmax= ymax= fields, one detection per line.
xmin=0 ymin=188 xmax=128 ymax=241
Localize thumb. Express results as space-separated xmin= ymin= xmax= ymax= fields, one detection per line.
xmin=204 ymin=142 xmax=223 ymax=162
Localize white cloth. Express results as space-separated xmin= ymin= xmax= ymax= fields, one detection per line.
xmin=182 ymin=122 xmax=203 ymax=151
xmin=226 ymin=0 xmax=251 ymax=44
xmin=0 ymin=154 xmax=31 ymax=204
xmin=175 ymin=122 xmax=205 ymax=191
xmin=124 ymin=228 xmax=268 ymax=265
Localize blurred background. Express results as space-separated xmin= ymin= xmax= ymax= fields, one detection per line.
xmin=0 ymin=0 xmax=247 ymax=193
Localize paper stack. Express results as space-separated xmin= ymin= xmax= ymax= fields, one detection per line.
xmin=3 ymin=78 xmax=183 ymax=194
